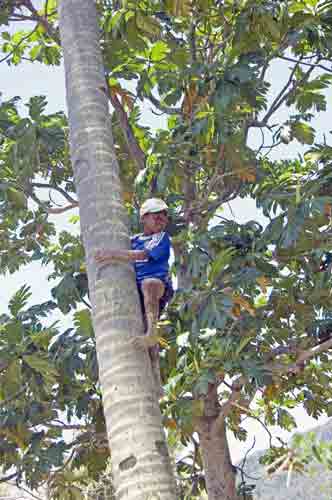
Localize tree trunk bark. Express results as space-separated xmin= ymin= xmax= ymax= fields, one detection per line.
xmin=197 ymin=419 xmax=239 ymax=500
xmin=58 ymin=2 xmax=177 ymax=499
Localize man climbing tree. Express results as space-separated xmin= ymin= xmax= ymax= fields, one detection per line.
xmin=95 ymin=197 xmax=174 ymax=394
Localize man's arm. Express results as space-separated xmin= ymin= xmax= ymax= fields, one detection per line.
xmin=95 ymin=249 xmax=147 ymax=264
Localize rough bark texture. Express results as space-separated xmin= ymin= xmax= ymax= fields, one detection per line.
xmin=58 ymin=2 xmax=177 ymax=499
xmin=197 ymin=419 xmax=239 ymax=500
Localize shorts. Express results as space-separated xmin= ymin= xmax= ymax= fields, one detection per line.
xmin=136 ymin=276 xmax=174 ymax=317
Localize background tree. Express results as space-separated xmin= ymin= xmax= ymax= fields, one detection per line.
xmin=1 ymin=0 xmax=332 ymax=499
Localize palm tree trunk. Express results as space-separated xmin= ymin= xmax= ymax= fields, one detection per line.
xmin=58 ymin=1 xmax=177 ymax=499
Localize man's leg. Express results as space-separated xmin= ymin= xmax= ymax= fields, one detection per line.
xmin=133 ymin=278 xmax=165 ymax=397
xmin=142 ymin=278 xmax=165 ymax=337
xmin=133 ymin=278 xmax=165 ymax=348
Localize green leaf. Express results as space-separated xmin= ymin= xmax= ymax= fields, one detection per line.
xmin=23 ymin=354 xmax=58 ymax=386
xmin=7 ymin=188 xmax=27 ymax=209
xmin=9 ymin=285 xmax=32 ymax=317
xmin=136 ymin=13 xmax=161 ymax=39
xmin=27 ymin=96 xmax=47 ymax=121
xmin=209 ymin=248 xmax=237 ymax=282
xmin=193 ymin=371 xmax=215 ymax=397
xmin=2 ymin=360 xmax=22 ymax=394
xmin=74 ymin=309 xmax=94 ymax=338
xmin=291 ymin=122 xmax=315 ymax=145
xmin=235 ymin=336 xmax=253 ymax=355
xmin=2 ymin=31 xmax=11 ymax=41
xmin=192 ymin=399 xmax=204 ymax=417
xmin=6 ymin=320 xmax=24 ymax=344
xmin=261 ymin=14 xmax=280 ymax=42
xmin=150 ymin=41 xmax=169 ymax=62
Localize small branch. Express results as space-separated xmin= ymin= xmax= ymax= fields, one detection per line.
xmin=235 ymin=437 xmax=262 ymax=483
xmin=107 ymin=89 xmax=146 ymax=172
xmin=0 ymin=24 xmax=38 ymax=64
xmin=278 ymin=55 xmax=332 ymax=74
xmin=189 ymin=20 xmax=197 ymax=64
xmin=21 ymin=0 xmax=60 ymax=44
xmin=262 ymin=59 xmax=301 ymax=124
xmin=1 ymin=388 xmax=25 ymax=405
xmin=216 ymin=376 xmax=248 ymax=426
xmin=231 ymin=401 xmax=279 ymax=450
xmin=0 ymin=472 xmax=17 ymax=484
xmin=81 ymin=296 xmax=92 ymax=309
xmin=31 ymin=182 xmax=78 ymax=205
xmin=263 ymin=60 xmax=317 ymax=125
xmin=44 ymin=423 xmax=85 ymax=431
xmin=262 ymin=342 xmax=300 ymax=362
xmin=147 ymin=93 xmax=182 ymax=115
xmin=47 ymin=203 xmax=78 ymax=214
xmin=267 ymin=337 xmax=332 ymax=376
xmin=29 ymin=187 xmax=78 ymax=214
xmin=9 ymin=483 xmax=44 ymax=500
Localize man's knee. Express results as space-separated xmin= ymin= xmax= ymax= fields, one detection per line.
xmin=142 ymin=278 xmax=165 ymax=299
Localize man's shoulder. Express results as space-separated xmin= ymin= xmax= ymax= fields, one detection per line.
xmin=131 ymin=231 xmax=170 ymax=241
xmin=130 ymin=232 xmax=144 ymax=242
xmin=145 ymin=232 xmax=171 ymax=249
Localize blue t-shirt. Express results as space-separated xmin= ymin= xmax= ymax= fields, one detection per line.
xmin=131 ymin=231 xmax=171 ymax=283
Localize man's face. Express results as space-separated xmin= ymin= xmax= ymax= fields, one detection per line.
xmin=142 ymin=210 xmax=168 ymax=234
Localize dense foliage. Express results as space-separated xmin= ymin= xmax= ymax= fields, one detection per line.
xmin=1 ymin=0 xmax=332 ymax=498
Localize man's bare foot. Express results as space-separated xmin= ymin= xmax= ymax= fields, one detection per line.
xmin=131 ymin=334 xmax=159 ymax=351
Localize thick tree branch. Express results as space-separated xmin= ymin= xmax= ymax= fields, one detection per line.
xmin=45 ymin=423 xmax=86 ymax=431
xmin=268 ymin=337 xmax=332 ymax=376
xmin=47 ymin=203 xmax=78 ymax=214
xmin=216 ymin=376 xmax=248 ymax=425
xmin=108 ymin=90 xmax=146 ymax=172
xmin=215 ymin=337 xmax=332 ymax=426
xmin=30 ymin=190 xmax=78 ymax=214
xmin=31 ymin=182 xmax=78 ymax=205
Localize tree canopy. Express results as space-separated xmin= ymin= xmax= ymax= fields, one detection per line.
xmin=1 ymin=0 xmax=332 ymax=498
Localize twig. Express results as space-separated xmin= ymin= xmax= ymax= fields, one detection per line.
xmin=147 ymin=93 xmax=181 ymax=115
xmin=44 ymin=423 xmax=85 ymax=430
xmin=8 ymin=483 xmax=44 ymax=500
xmin=47 ymin=203 xmax=78 ymax=214
xmin=106 ymin=86 xmax=146 ymax=172
xmin=21 ymin=0 xmax=60 ymax=44
xmin=0 ymin=24 xmax=39 ymax=64
xmin=241 ymin=436 xmax=256 ymax=471
xmin=262 ymin=59 xmax=301 ymax=124
xmin=278 ymin=55 xmax=332 ymax=74
xmin=0 ymin=472 xmax=17 ymax=484
xmin=29 ymin=189 xmax=78 ymax=214
xmin=81 ymin=296 xmax=92 ymax=309
xmin=231 ymin=402 xmax=281 ymax=450
xmin=31 ymin=182 xmax=78 ymax=205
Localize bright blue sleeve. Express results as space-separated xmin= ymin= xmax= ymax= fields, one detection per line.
xmin=145 ymin=232 xmax=170 ymax=261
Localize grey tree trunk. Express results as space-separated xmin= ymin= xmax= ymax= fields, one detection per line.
xmin=58 ymin=2 xmax=177 ymax=499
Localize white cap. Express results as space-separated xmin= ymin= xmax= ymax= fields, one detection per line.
xmin=140 ymin=198 xmax=168 ymax=218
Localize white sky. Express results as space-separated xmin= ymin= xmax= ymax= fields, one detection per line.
xmin=0 ymin=17 xmax=331 ymax=464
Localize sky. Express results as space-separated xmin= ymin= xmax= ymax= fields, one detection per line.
xmin=0 ymin=11 xmax=331 ymax=466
